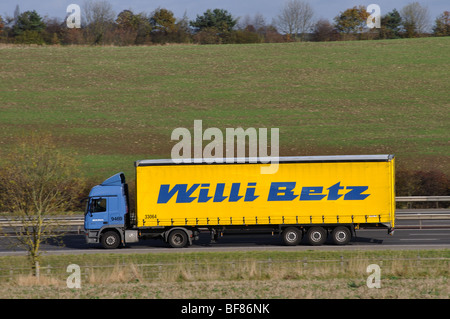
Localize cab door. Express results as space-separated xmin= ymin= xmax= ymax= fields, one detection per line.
xmin=85 ymin=197 xmax=109 ymax=230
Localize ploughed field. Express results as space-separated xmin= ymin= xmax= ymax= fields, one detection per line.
xmin=0 ymin=37 xmax=448 ymax=179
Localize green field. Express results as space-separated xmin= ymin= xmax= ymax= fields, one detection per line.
xmin=1 ymin=38 xmax=449 ymax=181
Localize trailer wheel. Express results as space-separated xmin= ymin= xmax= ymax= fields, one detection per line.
xmin=282 ymin=227 xmax=302 ymax=246
xmin=306 ymin=227 xmax=327 ymax=246
xmin=101 ymin=230 xmax=120 ymax=249
xmin=168 ymin=229 xmax=188 ymax=248
xmin=331 ymin=226 xmax=351 ymax=245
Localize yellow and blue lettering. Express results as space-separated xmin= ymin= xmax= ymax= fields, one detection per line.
xmin=157 ymin=182 xmax=370 ymax=204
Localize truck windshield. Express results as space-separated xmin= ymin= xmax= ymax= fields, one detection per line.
xmin=84 ymin=200 xmax=89 ymax=215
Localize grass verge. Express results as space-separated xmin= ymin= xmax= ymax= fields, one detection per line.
xmin=0 ymin=249 xmax=448 ymax=298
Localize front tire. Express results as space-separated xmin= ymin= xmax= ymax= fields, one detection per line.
xmin=101 ymin=231 xmax=121 ymax=249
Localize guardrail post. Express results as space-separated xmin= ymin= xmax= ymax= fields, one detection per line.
xmin=35 ymin=261 xmax=40 ymax=279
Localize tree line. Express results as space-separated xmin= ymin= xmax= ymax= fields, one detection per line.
xmin=0 ymin=0 xmax=449 ymax=45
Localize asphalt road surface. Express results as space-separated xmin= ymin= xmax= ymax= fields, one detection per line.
xmin=1 ymin=228 xmax=449 ymax=256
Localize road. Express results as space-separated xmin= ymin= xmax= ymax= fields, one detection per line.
xmin=1 ymin=228 xmax=449 ymax=256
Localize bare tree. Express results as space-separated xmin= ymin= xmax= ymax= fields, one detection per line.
xmin=253 ymin=13 xmax=267 ymax=32
xmin=275 ymin=0 xmax=314 ymax=40
xmin=237 ymin=12 xmax=267 ymax=33
xmin=401 ymin=2 xmax=430 ymax=35
xmin=83 ymin=0 xmax=115 ymax=43
xmin=312 ymin=19 xmax=335 ymax=41
xmin=13 ymin=4 xmax=20 ymax=24
xmin=0 ymin=136 xmax=85 ymax=275
xmin=237 ymin=14 xmax=252 ymax=30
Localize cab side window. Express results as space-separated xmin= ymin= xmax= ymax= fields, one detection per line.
xmin=92 ymin=198 xmax=107 ymax=213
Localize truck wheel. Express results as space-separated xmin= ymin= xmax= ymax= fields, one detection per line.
xmin=168 ymin=229 xmax=188 ymax=248
xmin=331 ymin=226 xmax=351 ymax=245
xmin=101 ymin=231 xmax=120 ymax=249
xmin=306 ymin=227 xmax=327 ymax=246
xmin=282 ymin=227 xmax=302 ymax=246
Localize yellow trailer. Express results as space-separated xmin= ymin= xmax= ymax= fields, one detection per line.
xmin=131 ymin=155 xmax=395 ymax=247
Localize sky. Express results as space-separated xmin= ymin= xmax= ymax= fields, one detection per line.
xmin=1 ymin=0 xmax=448 ymax=24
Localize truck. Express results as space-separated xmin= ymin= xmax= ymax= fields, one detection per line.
xmin=84 ymin=155 xmax=396 ymax=249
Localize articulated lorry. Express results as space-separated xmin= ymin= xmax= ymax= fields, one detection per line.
xmin=84 ymin=155 xmax=396 ymax=249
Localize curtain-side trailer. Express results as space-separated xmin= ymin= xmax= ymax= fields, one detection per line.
xmin=84 ymin=155 xmax=395 ymax=248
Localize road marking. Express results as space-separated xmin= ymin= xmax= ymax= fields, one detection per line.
xmin=410 ymin=233 xmax=450 ymax=236
xmin=400 ymin=238 xmax=439 ymax=241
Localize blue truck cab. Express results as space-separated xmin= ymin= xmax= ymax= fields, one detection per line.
xmin=84 ymin=172 xmax=136 ymax=248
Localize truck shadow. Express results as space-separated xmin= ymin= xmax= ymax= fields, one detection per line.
xmin=44 ymin=232 xmax=384 ymax=251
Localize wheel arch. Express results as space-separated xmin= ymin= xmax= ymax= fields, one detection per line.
xmin=100 ymin=227 xmax=124 ymax=244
